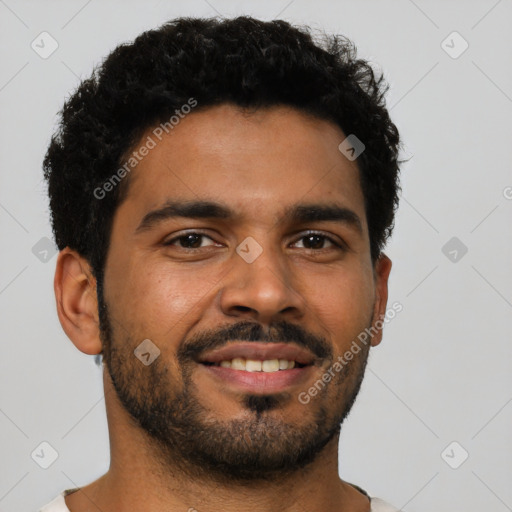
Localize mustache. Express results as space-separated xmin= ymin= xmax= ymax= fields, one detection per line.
xmin=177 ymin=320 xmax=332 ymax=364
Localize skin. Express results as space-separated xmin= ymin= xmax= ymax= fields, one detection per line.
xmin=54 ymin=103 xmax=392 ymax=512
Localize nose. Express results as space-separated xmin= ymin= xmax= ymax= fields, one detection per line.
xmin=219 ymin=241 xmax=306 ymax=326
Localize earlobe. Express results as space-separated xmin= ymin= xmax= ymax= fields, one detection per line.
xmin=54 ymin=248 xmax=102 ymax=355
xmin=370 ymin=253 xmax=392 ymax=347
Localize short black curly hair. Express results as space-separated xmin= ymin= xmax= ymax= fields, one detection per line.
xmin=43 ymin=15 xmax=403 ymax=287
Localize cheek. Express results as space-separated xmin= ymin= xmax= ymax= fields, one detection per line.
xmin=111 ymin=258 xmax=221 ymax=334
xmin=306 ymin=265 xmax=375 ymax=349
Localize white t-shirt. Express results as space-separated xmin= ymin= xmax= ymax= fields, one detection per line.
xmin=39 ymin=487 xmax=403 ymax=511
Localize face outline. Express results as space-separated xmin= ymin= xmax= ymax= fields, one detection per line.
xmin=56 ymin=103 xmax=392 ymax=483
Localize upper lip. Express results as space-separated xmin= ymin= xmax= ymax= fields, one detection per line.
xmin=197 ymin=342 xmax=316 ymax=365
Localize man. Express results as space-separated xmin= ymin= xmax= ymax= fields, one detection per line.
xmin=40 ymin=15 xmax=404 ymax=512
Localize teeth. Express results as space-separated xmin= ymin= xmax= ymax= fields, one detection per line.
xmin=262 ymin=359 xmax=279 ymax=372
xmin=246 ymin=360 xmax=262 ymax=372
xmin=278 ymin=359 xmax=288 ymax=370
xmin=215 ymin=358 xmax=298 ymax=371
xmin=231 ymin=358 xmax=245 ymax=370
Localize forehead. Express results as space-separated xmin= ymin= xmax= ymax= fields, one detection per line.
xmin=118 ymin=104 xmax=366 ymax=229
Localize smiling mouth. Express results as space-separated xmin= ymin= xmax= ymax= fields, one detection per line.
xmin=198 ymin=358 xmax=314 ymax=394
xmin=201 ymin=358 xmax=309 ymax=372
xmin=196 ymin=341 xmax=316 ymax=370
xmin=195 ymin=341 xmax=317 ymax=393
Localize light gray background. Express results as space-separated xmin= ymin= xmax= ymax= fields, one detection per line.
xmin=1 ymin=1 xmax=511 ymax=510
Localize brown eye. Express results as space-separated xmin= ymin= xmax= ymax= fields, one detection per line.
xmin=163 ymin=232 xmax=216 ymax=249
xmin=291 ymin=232 xmax=343 ymax=250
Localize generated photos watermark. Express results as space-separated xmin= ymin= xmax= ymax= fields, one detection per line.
xmin=93 ymin=97 xmax=198 ymax=200
xmin=298 ymin=301 xmax=403 ymax=404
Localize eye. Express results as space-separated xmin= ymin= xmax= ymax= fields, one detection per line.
xmin=162 ymin=231 xmax=345 ymax=252
xmin=163 ymin=231 xmax=218 ymax=249
xmin=291 ymin=232 xmax=344 ymax=251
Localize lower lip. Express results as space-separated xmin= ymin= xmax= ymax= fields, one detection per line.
xmin=199 ymin=364 xmax=314 ymax=393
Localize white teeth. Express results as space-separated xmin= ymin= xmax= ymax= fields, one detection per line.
xmin=231 ymin=358 xmax=245 ymax=370
xmin=262 ymin=359 xmax=279 ymax=372
xmin=246 ymin=360 xmax=262 ymax=372
xmin=214 ymin=358 xmax=299 ymax=371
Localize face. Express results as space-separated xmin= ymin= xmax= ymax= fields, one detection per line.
xmin=98 ymin=104 xmax=390 ymax=483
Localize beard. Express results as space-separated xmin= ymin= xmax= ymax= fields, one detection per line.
xmin=97 ymin=289 xmax=372 ymax=485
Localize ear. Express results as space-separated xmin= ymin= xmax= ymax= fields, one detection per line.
xmin=369 ymin=253 xmax=392 ymax=347
xmin=54 ymin=248 xmax=102 ymax=355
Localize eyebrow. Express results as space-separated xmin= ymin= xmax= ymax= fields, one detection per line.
xmin=135 ymin=199 xmax=363 ymax=235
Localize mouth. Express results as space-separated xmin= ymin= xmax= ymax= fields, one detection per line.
xmin=201 ymin=359 xmax=308 ymax=370
xmin=196 ymin=342 xmax=317 ymax=393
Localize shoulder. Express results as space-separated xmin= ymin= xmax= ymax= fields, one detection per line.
xmin=371 ymin=497 xmax=404 ymax=512
xmin=39 ymin=491 xmax=70 ymax=512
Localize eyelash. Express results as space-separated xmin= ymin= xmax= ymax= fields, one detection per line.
xmin=162 ymin=230 xmax=346 ymax=251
